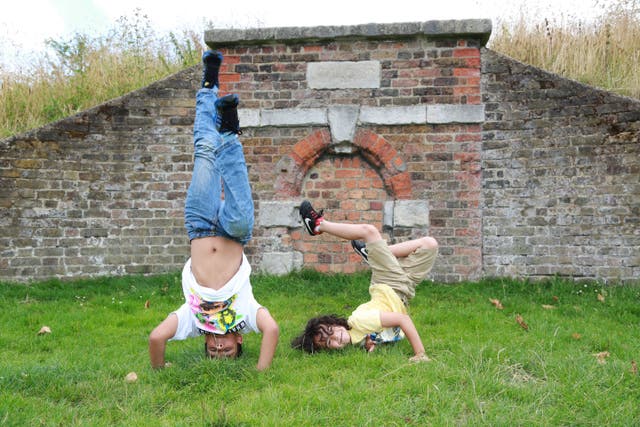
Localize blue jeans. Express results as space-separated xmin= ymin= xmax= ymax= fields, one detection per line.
xmin=184 ymin=88 xmax=254 ymax=244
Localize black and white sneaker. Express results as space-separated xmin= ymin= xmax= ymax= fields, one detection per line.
xmin=299 ymin=200 xmax=324 ymax=236
xmin=351 ymin=240 xmax=369 ymax=264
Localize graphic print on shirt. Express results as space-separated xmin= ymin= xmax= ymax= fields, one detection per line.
xmin=369 ymin=326 xmax=402 ymax=345
xmin=188 ymin=291 xmax=245 ymax=334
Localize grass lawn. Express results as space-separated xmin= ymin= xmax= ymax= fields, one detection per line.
xmin=1 ymin=270 xmax=639 ymax=426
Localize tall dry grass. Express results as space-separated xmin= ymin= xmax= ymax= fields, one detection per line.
xmin=0 ymin=10 xmax=204 ymax=139
xmin=490 ymin=0 xmax=640 ymax=98
xmin=1 ymin=4 xmax=639 ymax=138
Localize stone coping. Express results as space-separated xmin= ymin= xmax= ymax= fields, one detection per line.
xmin=205 ymin=19 xmax=492 ymax=47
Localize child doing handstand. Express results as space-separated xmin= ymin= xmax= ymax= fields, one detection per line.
xmin=148 ymin=51 xmax=279 ymax=371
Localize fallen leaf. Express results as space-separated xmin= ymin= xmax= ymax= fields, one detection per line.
xmin=593 ymin=351 xmax=610 ymax=364
xmin=37 ymin=326 xmax=51 ymax=335
xmin=515 ymin=314 xmax=529 ymax=331
xmin=597 ymin=293 xmax=605 ymax=303
xmin=125 ymin=372 xmax=138 ymax=383
xmin=489 ymin=298 xmax=504 ymax=309
xmin=541 ymin=304 xmax=556 ymax=310
xmin=572 ymin=333 xmax=582 ymax=340
xmin=144 ymin=300 xmax=150 ymax=309
xmin=631 ymin=360 xmax=638 ymax=376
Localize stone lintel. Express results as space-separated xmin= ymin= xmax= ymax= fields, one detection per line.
xmin=360 ymin=106 xmax=426 ymax=125
xmin=239 ymin=105 xmax=484 ymax=129
xmin=261 ymin=108 xmax=327 ymax=127
xmin=427 ymin=104 xmax=485 ymax=124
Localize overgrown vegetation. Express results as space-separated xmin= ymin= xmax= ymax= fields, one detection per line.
xmin=490 ymin=0 xmax=640 ymax=98
xmin=1 ymin=2 xmax=639 ymax=139
xmin=0 ymin=9 xmax=203 ymax=139
xmin=1 ymin=271 xmax=638 ymax=425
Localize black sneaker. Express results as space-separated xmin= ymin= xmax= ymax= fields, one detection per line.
xmin=299 ymin=200 xmax=324 ymax=236
xmin=202 ymin=50 xmax=223 ymax=89
xmin=351 ymin=240 xmax=369 ymax=264
xmin=214 ymin=94 xmax=242 ymax=135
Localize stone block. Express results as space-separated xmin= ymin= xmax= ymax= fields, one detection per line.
xmin=258 ymin=200 xmax=300 ymax=228
xmin=259 ymin=251 xmax=303 ymax=275
xmin=328 ymin=106 xmax=359 ymax=144
xmin=261 ymin=108 xmax=326 ymax=126
xmin=307 ymin=61 xmax=380 ymax=89
xmin=383 ymin=200 xmax=430 ymax=228
xmin=427 ymin=104 xmax=485 ymax=123
xmin=239 ymin=109 xmax=260 ymax=127
xmin=359 ymin=106 xmax=426 ymax=125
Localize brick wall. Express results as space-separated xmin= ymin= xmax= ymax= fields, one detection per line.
xmin=482 ymin=49 xmax=640 ymax=283
xmin=0 ymin=73 xmax=199 ymax=279
xmin=1 ymin=20 xmax=638 ymax=284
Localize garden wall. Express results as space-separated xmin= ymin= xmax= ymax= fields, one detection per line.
xmin=1 ymin=19 xmax=638 ymax=284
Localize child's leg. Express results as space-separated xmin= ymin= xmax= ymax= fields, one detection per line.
xmin=186 ymin=93 xmax=253 ymax=244
xmin=184 ymin=86 xmax=224 ymax=241
xmin=216 ymin=130 xmax=254 ymax=244
xmin=388 ymin=236 xmax=438 ymax=258
xmin=365 ymin=240 xmax=414 ymax=304
xmin=317 ymin=220 xmax=382 ymax=243
xmin=300 ymin=200 xmax=383 ymax=243
xmin=397 ymin=237 xmax=438 ymax=289
xmin=184 ymin=51 xmax=253 ymax=244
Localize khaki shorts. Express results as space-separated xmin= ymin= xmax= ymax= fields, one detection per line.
xmin=367 ymin=239 xmax=438 ymax=305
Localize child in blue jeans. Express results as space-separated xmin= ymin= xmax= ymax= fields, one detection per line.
xmin=149 ymin=51 xmax=279 ymax=371
xmin=292 ymin=200 xmax=437 ymax=362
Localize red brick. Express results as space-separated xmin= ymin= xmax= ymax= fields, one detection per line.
xmin=453 ymin=48 xmax=480 ymax=58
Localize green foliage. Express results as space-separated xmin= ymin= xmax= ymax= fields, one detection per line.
xmin=1 ymin=272 xmax=639 ymax=425
xmin=0 ymin=9 xmax=203 ymax=139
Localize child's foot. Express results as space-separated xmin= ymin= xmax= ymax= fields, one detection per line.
xmin=214 ymin=94 xmax=242 ymax=135
xmin=351 ymin=240 xmax=369 ymax=264
xmin=202 ymin=50 xmax=223 ymax=89
xmin=300 ymin=200 xmax=324 ymax=235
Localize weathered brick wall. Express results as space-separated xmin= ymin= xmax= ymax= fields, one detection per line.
xmin=216 ymin=22 xmax=487 ymax=283
xmin=1 ymin=20 xmax=638 ymax=284
xmin=0 ymin=72 xmax=199 ymax=279
xmin=482 ymin=49 xmax=640 ymax=283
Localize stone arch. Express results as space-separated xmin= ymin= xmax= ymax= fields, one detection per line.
xmin=274 ymin=128 xmax=412 ymax=199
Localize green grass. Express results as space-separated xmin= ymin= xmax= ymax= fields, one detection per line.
xmin=1 ymin=271 xmax=639 ymax=426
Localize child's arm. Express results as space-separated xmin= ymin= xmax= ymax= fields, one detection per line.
xmin=379 ymin=311 xmax=431 ymax=362
xmin=148 ymin=314 xmax=178 ymax=369
xmin=255 ymin=308 xmax=279 ymax=371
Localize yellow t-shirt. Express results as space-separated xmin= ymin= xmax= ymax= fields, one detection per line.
xmin=347 ymin=283 xmax=407 ymax=345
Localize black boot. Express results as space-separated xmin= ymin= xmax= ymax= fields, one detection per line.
xmin=201 ymin=50 xmax=223 ymax=89
xmin=215 ymin=94 xmax=242 ymax=135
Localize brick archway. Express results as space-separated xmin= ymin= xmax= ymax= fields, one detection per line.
xmin=274 ymin=128 xmax=412 ymax=199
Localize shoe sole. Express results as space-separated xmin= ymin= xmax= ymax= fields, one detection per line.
xmin=351 ymin=240 xmax=369 ymax=263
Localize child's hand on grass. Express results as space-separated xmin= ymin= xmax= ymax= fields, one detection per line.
xmin=364 ymin=335 xmax=376 ymax=352
xmin=409 ymin=353 xmax=431 ymax=363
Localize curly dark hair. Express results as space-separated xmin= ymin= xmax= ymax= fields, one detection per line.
xmin=291 ymin=314 xmax=351 ymax=353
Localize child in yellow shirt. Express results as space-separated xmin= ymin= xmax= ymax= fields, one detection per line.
xmin=292 ymin=200 xmax=438 ymax=362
